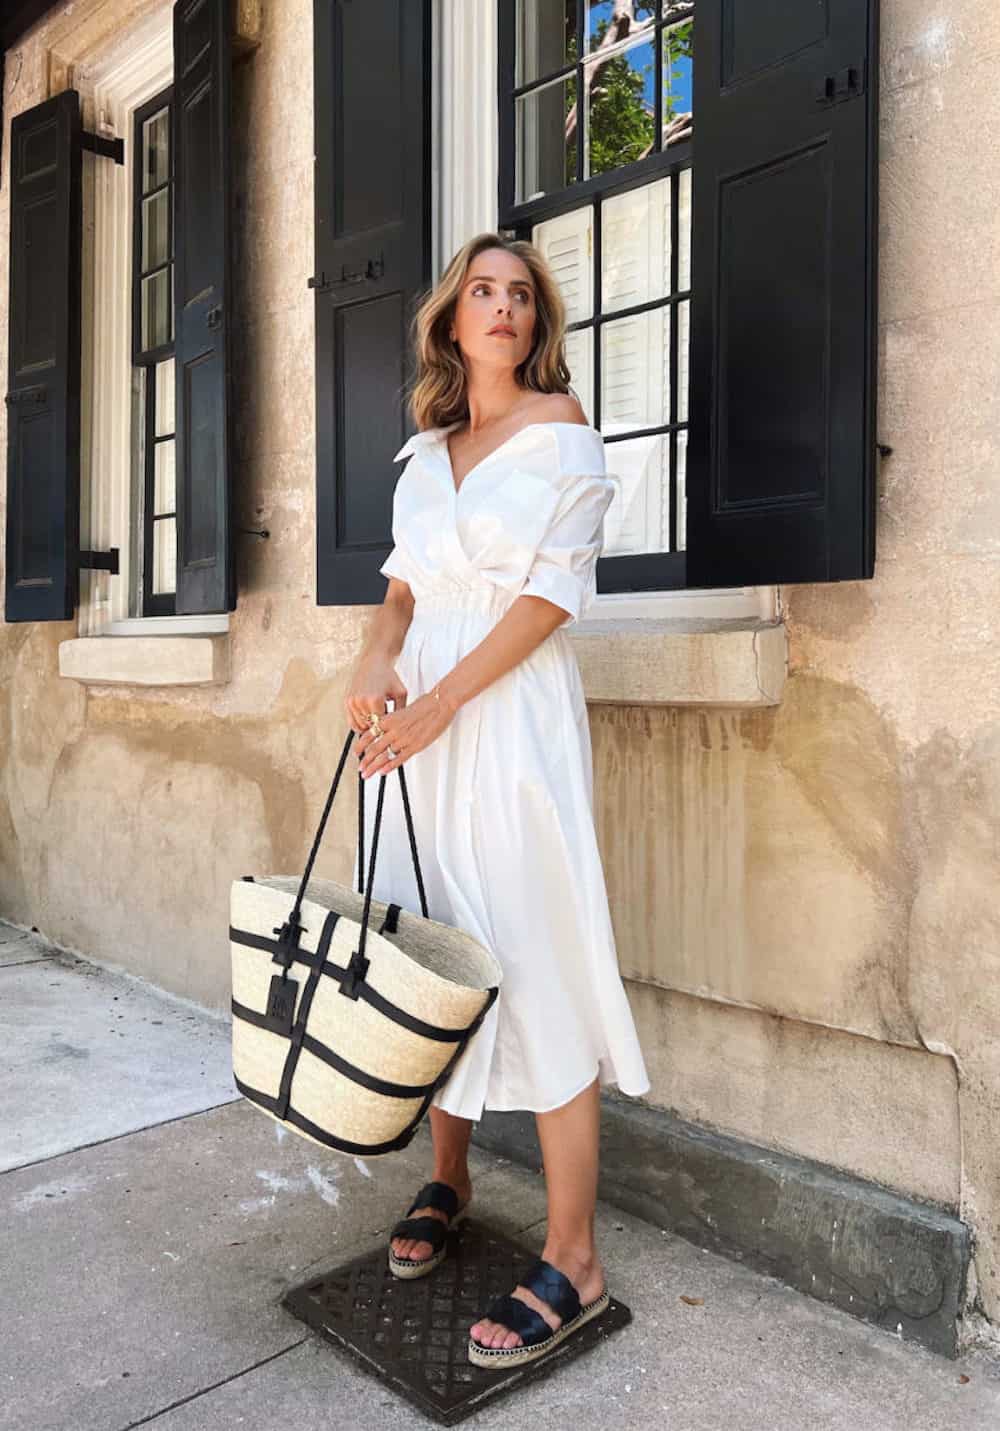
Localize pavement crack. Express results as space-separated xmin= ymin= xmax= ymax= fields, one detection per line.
xmin=114 ymin=1337 xmax=311 ymax=1428
xmin=0 ymin=1099 xmax=243 ymax=1178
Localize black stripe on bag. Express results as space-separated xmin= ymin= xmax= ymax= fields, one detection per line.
xmin=272 ymin=909 xmax=339 ymax=1120
xmin=230 ymin=999 xmax=469 ymax=1100
xmin=230 ymin=922 xmax=485 ymax=1044
xmin=298 ymin=1032 xmax=435 ymax=1099
xmin=232 ymin=984 xmax=499 ymax=1154
xmin=233 ymin=1075 xmax=423 ymax=1156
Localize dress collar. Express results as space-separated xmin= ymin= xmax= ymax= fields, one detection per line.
xmin=391 ymin=423 xmax=462 ymax=462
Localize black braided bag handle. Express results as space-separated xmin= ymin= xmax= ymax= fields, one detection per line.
xmin=272 ymin=725 xmax=429 ymax=999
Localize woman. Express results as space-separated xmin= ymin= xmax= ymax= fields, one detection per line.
xmin=346 ymin=231 xmax=650 ymax=1370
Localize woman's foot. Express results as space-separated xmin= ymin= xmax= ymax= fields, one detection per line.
xmin=390 ymin=1175 xmax=472 ymax=1266
xmin=469 ymin=1242 xmax=605 ymax=1350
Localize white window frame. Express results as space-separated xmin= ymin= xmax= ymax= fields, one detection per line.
xmin=75 ymin=6 xmax=227 ymax=639
xmin=435 ymin=0 xmax=777 ymax=625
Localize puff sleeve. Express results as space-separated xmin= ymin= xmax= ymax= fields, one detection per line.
xmin=379 ymin=544 xmax=414 ymax=588
xmin=378 ymin=464 xmax=417 ymax=589
xmin=519 ymin=469 xmax=616 ymax=625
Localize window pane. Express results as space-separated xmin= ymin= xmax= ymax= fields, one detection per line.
xmin=154 ymin=440 xmax=175 ymax=516
xmin=602 ymin=432 xmax=670 ymax=556
xmin=154 ymin=357 xmax=175 ymax=437
xmin=142 ymin=189 xmax=169 ymax=271
xmin=152 ymin=516 xmax=176 ymax=596
xmin=676 ymin=427 xmax=688 ymax=551
xmin=142 ymin=106 xmax=169 ymax=192
xmin=600 ymin=307 xmax=670 ymax=429
xmin=601 ymin=176 xmax=670 ymax=315
xmin=678 ymin=165 xmax=692 ymax=290
xmin=586 ymin=2 xmax=656 ymax=56
xmin=141 ymin=269 xmax=171 ymax=349
xmin=677 ymin=298 xmax=690 ymax=422
xmin=565 ymin=325 xmax=594 ymax=419
xmin=661 ymin=12 xmax=694 ymax=148
xmin=516 ymin=71 xmax=576 ymax=201
xmin=516 ymin=0 xmax=577 ymax=87
xmin=584 ymin=35 xmax=656 ymax=179
xmin=531 ymin=205 xmax=593 ymax=322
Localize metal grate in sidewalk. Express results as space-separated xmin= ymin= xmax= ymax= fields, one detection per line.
xmin=283 ymin=1216 xmax=632 ymax=1424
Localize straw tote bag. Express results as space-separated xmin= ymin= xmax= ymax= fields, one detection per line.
xmin=229 ymin=725 xmax=502 ymax=1156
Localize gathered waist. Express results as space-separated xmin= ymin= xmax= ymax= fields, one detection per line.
xmin=410 ymin=584 xmax=522 ymax=624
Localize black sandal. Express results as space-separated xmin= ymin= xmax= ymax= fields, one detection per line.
xmin=387 ymin=1180 xmax=468 ymax=1280
xmin=468 ymin=1257 xmax=610 ymax=1369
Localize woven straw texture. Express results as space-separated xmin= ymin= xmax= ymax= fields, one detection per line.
xmin=230 ymin=876 xmax=502 ymax=1151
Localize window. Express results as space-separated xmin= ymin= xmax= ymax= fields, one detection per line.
xmin=131 ymin=86 xmax=178 ymax=616
xmin=498 ymin=0 xmax=879 ymax=593
xmin=502 ymin=2 xmax=695 ymax=591
xmin=4 ymin=0 xmax=235 ymax=628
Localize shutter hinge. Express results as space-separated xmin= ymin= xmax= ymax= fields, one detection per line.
xmin=81 ymin=130 xmax=125 ymax=165
xmin=79 ymin=549 xmax=120 ymax=575
xmin=307 ymin=252 xmax=386 ymax=294
xmin=815 ymin=62 xmax=866 ymax=106
xmin=5 ymin=385 xmax=47 ymax=406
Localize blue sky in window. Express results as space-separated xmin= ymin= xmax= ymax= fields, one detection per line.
xmin=585 ymin=4 xmax=693 ymax=117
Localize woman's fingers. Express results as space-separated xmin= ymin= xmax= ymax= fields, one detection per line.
xmin=347 ymin=695 xmax=387 ymax=737
xmin=359 ymin=729 xmax=404 ymax=776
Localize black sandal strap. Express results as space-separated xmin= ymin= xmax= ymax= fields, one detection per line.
xmin=389 ymin=1215 xmax=449 ymax=1251
xmin=481 ymin=1294 xmax=552 ymax=1348
xmin=519 ymin=1258 xmax=582 ymax=1324
xmin=405 ymin=1180 xmax=460 ymax=1220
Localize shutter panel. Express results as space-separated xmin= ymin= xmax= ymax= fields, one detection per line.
xmin=599 ymin=181 xmax=672 ymax=555
xmin=315 ymin=0 xmax=433 ymax=606
xmin=687 ymin=0 xmax=879 ymax=586
xmin=172 ymin=0 xmax=234 ymax=613
xmin=4 ymin=89 xmax=82 ymax=623
xmin=532 ymin=202 xmax=594 ymax=411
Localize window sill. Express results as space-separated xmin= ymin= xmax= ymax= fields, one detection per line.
xmin=568 ymin=616 xmax=786 ymax=706
xmin=58 ymin=634 xmax=231 ymax=687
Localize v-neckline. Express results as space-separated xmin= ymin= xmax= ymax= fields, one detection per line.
xmin=442 ymin=420 xmax=599 ymax=498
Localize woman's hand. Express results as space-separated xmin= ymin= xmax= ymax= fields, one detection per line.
xmin=354 ymin=688 xmax=456 ymax=779
xmin=345 ymin=656 xmax=409 ymax=735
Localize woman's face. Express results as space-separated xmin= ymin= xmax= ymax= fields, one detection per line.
xmin=449 ymin=247 xmax=538 ymax=376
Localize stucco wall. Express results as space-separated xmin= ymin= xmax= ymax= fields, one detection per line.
xmin=1 ymin=0 xmax=997 ymax=1342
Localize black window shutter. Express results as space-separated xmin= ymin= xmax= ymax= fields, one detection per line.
xmin=4 ymin=89 xmax=82 ymax=623
xmin=314 ymin=0 xmax=432 ymax=606
xmin=172 ymin=0 xmax=234 ymax=613
xmin=687 ymin=0 xmax=879 ymax=587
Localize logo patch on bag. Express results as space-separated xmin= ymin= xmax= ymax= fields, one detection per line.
xmin=266 ymin=974 xmax=299 ymax=1035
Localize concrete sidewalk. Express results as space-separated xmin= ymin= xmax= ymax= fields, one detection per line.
xmin=2 ymin=923 xmax=998 ymax=1431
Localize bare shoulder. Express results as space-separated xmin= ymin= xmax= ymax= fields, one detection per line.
xmin=527 ymin=391 xmax=591 ymax=428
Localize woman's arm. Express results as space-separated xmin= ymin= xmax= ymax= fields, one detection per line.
xmin=434 ymin=594 xmax=567 ymax=716
xmin=346 ymin=578 xmax=415 ymax=735
xmin=356 ymin=592 xmax=567 ymax=777
xmin=361 ymin=577 xmax=414 ymax=664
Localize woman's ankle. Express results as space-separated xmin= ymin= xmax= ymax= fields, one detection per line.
xmin=430 ymin=1168 xmax=472 ymax=1198
xmin=540 ymin=1237 xmax=599 ymax=1276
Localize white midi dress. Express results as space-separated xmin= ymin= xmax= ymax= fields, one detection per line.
xmin=363 ymin=418 xmax=650 ymax=1120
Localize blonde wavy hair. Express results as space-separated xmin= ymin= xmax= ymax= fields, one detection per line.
xmin=406 ymin=232 xmax=574 ymax=432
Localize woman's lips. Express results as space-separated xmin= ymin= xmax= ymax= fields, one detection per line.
xmin=488 ymin=329 xmax=516 ymax=337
